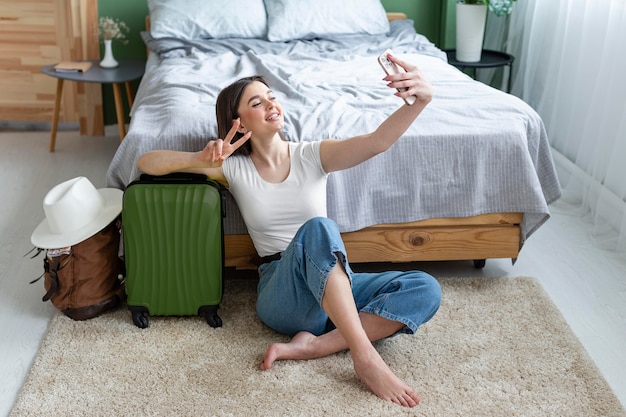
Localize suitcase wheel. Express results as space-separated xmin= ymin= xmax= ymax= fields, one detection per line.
xmin=130 ymin=306 xmax=149 ymax=329
xmin=199 ymin=305 xmax=222 ymax=328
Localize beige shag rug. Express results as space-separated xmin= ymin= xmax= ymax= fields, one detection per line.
xmin=11 ymin=277 xmax=625 ymax=417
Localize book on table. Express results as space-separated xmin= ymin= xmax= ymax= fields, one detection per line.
xmin=53 ymin=61 xmax=93 ymax=73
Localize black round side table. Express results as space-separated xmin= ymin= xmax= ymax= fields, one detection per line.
xmin=41 ymin=59 xmax=145 ymax=152
xmin=444 ymin=49 xmax=515 ymax=93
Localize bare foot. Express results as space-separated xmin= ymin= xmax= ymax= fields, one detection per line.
xmin=260 ymin=331 xmax=420 ymax=408
xmin=260 ymin=331 xmax=317 ymax=370
xmin=352 ymin=346 xmax=420 ymax=408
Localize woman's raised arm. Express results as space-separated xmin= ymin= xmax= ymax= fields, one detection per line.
xmin=320 ymin=54 xmax=432 ymax=173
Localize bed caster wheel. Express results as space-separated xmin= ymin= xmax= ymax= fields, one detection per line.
xmin=199 ymin=306 xmax=222 ymax=328
xmin=473 ymin=259 xmax=486 ymax=269
xmin=130 ymin=306 xmax=149 ymax=328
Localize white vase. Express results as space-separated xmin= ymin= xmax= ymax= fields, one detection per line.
xmin=100 ymin=39 xmax=119 ymax=68
xmin=456 ymin=3 xmax=488 ymax=62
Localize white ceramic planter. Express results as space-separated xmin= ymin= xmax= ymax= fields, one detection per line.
xmin=456 ymin=3 xmax=488 ymax=62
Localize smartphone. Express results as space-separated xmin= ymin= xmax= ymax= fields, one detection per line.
xmin=378 ymin=49 xmax=416 ymax=106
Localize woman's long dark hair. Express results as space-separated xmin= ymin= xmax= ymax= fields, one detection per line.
xmin=215 ymin=75 xmax=269 ymax=156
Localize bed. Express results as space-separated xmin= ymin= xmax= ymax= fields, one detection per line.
xmin=106 ymin=0 xmax=562 ymax=270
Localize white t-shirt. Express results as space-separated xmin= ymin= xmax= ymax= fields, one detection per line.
xmin=222 ymin=141 xmax=328 ymax=257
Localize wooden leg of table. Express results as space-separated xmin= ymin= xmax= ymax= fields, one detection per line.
xmin=49 ymin=79 xmax=64 ymax=152
xmin=112 ymin=83 xmax=126 ymax=140
xmin=124 ymin=82 xmax=134 ymax=108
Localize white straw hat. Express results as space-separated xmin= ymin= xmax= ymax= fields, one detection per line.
xmin=31 ymin=177 xmax=123 ymax=249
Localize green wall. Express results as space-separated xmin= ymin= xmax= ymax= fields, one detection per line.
xmin=97 ymin=0 xmax=450 ymax=124
xmin=441 ymin=0 xmax=457 ymax=49
xmin=98 ymin=1 xmax=149 ymax=124
xmin=381 ymin=0 xmax=443 ymax=45
xmin=97 ymin=1 xmax=149 ymax=62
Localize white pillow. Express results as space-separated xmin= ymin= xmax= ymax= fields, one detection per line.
xmin=265 ymin=0 xmax=389 ymax=42
xmin=148 ymin=0 xmax=267 ymax=39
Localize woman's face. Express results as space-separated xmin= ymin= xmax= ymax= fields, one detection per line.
xmin=237 ymin=81 xmax=284 ymax=138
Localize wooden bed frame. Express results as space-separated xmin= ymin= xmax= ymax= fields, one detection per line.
xmin=225 ymin=213 xmax=522 ymax=269
xmin=144 ymin=13 xmax=523 ymax=269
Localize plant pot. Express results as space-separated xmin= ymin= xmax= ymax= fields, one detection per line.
xmin=100 ymin=39 xmax=119 ymax=69
xmin=456 ymin=3 xmax=487 ymax=62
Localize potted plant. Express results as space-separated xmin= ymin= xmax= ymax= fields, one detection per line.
xmin=456 ymin=0 xmax=517 ymax=62
xmin=98 ymin=16 xmax=129 ymax=68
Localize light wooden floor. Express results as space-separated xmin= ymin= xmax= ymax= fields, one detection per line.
xmin=1 ymin=130 xmax=625 ymax=416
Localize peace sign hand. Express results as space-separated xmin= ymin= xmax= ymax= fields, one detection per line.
xmin=197 ymin=119 xmax=252 ymax=167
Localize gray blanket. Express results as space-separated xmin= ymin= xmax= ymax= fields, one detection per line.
xmin=106 ymin=20 xmax=561 ymax=244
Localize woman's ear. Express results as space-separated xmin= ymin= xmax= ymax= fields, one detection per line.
xmin=237 ymin=125 xmax=247 ymax=134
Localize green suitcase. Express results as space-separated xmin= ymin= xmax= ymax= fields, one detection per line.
xmin=122 ymin=173 xmax=225 ymax=328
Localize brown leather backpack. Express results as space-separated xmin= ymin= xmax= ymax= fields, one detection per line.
xmin=33 ymin=218 xmax=125 ymax=320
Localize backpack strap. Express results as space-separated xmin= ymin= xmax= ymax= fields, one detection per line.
xmin=42 ymin=256 xmax=59 ymax=302
xmin=27 ymin=247 xmax=46 ymax=284
xmin=24 ymin=246 xmax=44 ymax=259
xmin=42 ymin=254 xmax=71 ymax=302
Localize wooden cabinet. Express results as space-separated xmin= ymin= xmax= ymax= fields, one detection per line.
xmin=0 ymin=0 xmax=103 ymax=134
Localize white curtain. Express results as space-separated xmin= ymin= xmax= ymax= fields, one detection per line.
xmin=492 ymin=0 xmax=626 ymax=252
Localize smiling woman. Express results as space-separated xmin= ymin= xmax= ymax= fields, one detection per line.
xmin=218 ymin=76 xmax=285 ymax=159
xmin=136 ymin=66 xmax=441 ymax=407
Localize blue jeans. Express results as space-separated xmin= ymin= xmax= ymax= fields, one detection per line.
xmin=256 ymin=217 xmax=442 ymax=336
